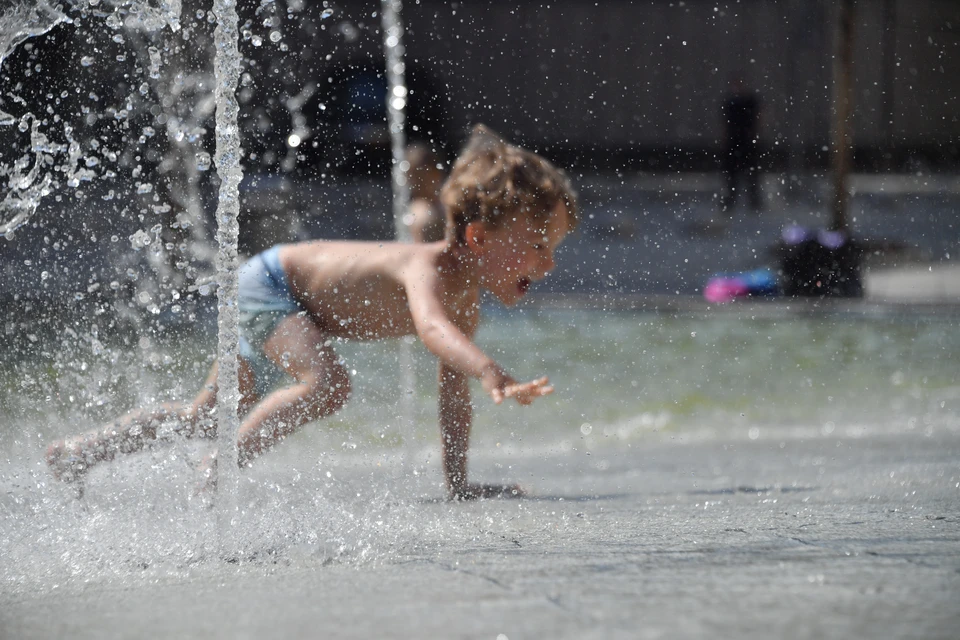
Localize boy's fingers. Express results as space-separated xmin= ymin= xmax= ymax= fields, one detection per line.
xmin=503 ymin=378 xmax=550 ymax=395
xmin=504 ymin=380 xmax=554 ymax=404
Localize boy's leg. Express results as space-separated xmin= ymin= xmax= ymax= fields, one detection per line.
xmin=234 ymin=313 xmax=350 ymax=466
xmin=46 ymin=360 xmax=259 ymax=482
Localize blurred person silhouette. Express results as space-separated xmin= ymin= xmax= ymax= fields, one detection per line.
xmin=719 ymin=78 xmax=763 ymax=213
xmin=403 ymin=142 xmax=447 ymax=243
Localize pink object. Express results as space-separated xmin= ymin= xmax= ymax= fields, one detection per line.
xmin=704 ymin=277 xmax=749 ymax=303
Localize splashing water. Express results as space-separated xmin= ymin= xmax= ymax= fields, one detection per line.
xmin=3 ymin=1 xmax=214 ymax=310
xmin=0 ymin=1 xmax=67 ymax=123
xmin=0 ymin=1 xmax=193 ymax=240
xmin=0 ymin=2 xmax=68 ymax=238
xmin=0 ymin=0 xmax=241 ymax=554
xmin=381 ymin=0 xmax=409 ymax=238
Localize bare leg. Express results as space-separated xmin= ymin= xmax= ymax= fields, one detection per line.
xmin=234 ymin=314 xmax=350 ymax=466
xmin=48 ymin=314 xmax=347 ymax=484
xmin=46 ymin=360 xmax=259 ymax=482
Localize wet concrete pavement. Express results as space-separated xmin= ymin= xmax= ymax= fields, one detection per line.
xmin=2 ymin=432 xmax=958 ymax=640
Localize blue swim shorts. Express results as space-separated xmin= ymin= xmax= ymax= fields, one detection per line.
xmin=238 ymin=245 xmax=302 ymax=396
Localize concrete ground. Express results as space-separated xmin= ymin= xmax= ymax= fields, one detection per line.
xmin=865 ymin=263 xmax=960 ymax=303
xmin=2 ymin=432 xmax=958 ymax=640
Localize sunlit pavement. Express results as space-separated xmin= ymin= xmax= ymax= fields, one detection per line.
xmin=2 ymin=432 xmax=958 ymax=640
xmin=865 ymin=263 xmax=960 ymax=303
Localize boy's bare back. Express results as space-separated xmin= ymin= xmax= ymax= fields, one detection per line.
xmin=279 ymin=239 xmax=477 ymax=342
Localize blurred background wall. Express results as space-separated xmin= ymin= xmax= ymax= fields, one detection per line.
xmin=239 ymin=0 xmax=959 ymax=174
xmin=3 ymin=0 xmax=957 ymax=179
xmin=400 ymin=0 xmax=959 ymax=171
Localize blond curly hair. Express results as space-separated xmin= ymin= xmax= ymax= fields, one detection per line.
xmin=440 ymin=125 xmax=578 ymax=244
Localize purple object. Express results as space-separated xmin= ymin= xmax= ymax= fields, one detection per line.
xmin=781 ymin=224 xmax=811 ymax=245
xmin=817 ymin=228 xmax=847 ymax=250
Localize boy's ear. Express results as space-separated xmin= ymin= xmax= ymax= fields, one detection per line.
xmin=464 ymin=221 xmax=487 ymax=253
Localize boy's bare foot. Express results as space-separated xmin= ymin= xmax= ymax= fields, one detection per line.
xmin=450 ymin=483 xmax=525 ymax=501
xmin=45 ymin=437 xmax=94 ymax=483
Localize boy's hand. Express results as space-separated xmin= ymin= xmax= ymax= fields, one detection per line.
xmin=481 ymin=364 xmax=553 ymax=405
xmin=501 ymin=377 xmax=554 ymax=405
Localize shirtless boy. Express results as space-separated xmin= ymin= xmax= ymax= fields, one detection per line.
xmin=47 ymin=125 xmax=578 ymax=500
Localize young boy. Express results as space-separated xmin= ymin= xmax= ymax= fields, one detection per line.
xmin=46 ymin=125 xmax=578 ymax=500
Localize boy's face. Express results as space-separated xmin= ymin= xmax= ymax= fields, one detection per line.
xmin=478 ymin=202 xmax=570 ymax=306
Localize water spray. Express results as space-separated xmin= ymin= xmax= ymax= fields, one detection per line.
xmin=212 ymin=0 xmax=243 ymax=556
xmin=381 ymin=0 xmax=417 ymax=448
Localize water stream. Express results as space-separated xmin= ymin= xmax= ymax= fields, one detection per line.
xmin=211 ymin=0 xmax=243 ymax=555
xmin=380 ymin=0 xmax=417 ymax=448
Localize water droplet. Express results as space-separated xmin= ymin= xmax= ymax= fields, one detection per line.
xmin=321 ymin=8 xmax=334 ymax=19
xmin=269 ymin=30 xmax=281 ymax=43
xmin=129 ymin=229 xmax=151 ymax=250
xmin=195 ymin=152 xmax=212 ymax=171
xmin=580 ymin=423 xmax=593 ymax=436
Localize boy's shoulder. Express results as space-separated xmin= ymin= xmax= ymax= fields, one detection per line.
xmin=284 ymin=238 xmax=454 ymax=280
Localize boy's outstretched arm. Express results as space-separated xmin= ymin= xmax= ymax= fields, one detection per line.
xmin=407 ymin=277 xmax=553 ymax=404
xmin=438 ymin=362 xmax=525 ymax=500
xmin=438 ymin=362 xmax=471 ymax=498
